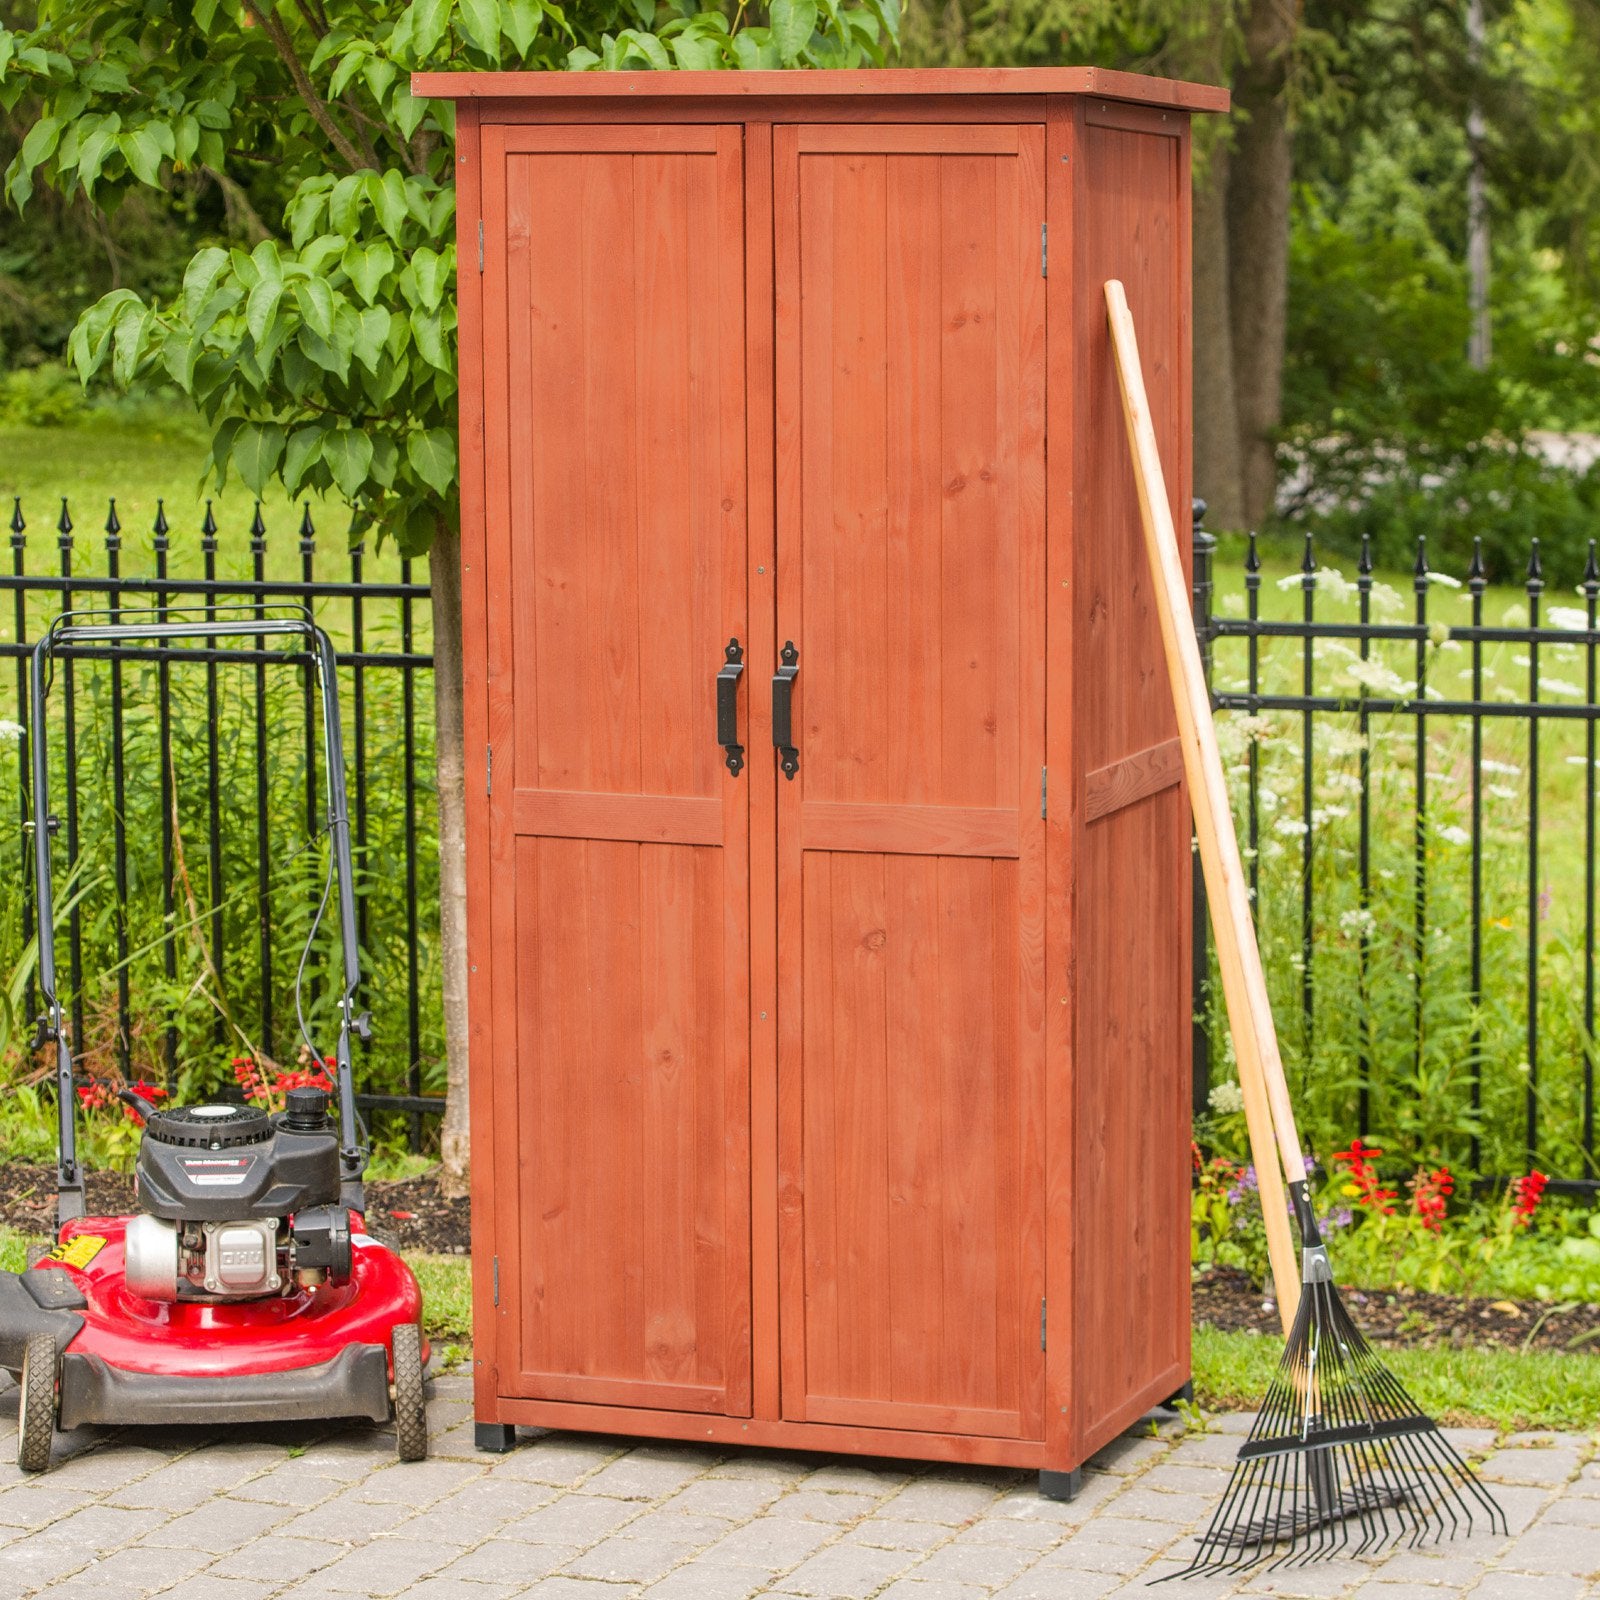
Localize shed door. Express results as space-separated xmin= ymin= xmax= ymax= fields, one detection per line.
xmin=773 ymin=125 xmax=1048 ymax=1439
xmin=481 ymin=124 xmax=751 ymax=1416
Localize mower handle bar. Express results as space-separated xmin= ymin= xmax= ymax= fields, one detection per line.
xmin=31 ymin=607 xmax=369 ymax=1223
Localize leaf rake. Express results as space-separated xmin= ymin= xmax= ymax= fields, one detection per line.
xmin=1104 ymin=278 xmax=1507 ymax=1576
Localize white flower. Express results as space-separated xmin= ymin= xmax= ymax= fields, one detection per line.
xmin=1340 ymin=908 xmax=1378 ymax=939
xmin=1565 ymin=756 xmax=1600 ymax=768
xmin=1369 ymin=583 xmax=1405 ymax=617
xmin=1540 ymin=677 xmax=1584 ymax=698
xmin=1274 ymin=818 xmax=1309 ymax=837
xmin=1208 ymin=1081 xmax=1245 ymax=1116
xmin=1424 ymin=685 xmax=1444 ymax=701
xmin=1428 ymin=571 xmax=1463 ymax=589
xmin=1488 ymin=784 xmax=1519 ymax=800
xmin=1481 ymin=758 xmax=1521 ymax=775
xmin=1504 ymin=603 xmax=1530 ymax=626
xmin=1436 ymin=823 xmax=1471 ymax=846
xmin=1339 ymin=658 xmax=1414 ymax=698
xmin=1310 ymin=806 xmax=1349 ymax=827
xmin=1548 ymin=606 xmax=1590 ymax=631
xmin=0 ymin=720 xmax=21 ymax=744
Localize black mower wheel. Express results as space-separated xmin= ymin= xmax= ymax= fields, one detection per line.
xmin=17 ymin=1332 xmax=58 ymax=1474
xmin=391 ymin=1322 xmax=428 ymax=1462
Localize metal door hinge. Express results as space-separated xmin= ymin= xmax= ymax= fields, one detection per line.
xmin=1041 ymin=1297 xmax=1047 ymax=1351
xmin=486 ymin=744 xmax=493 ymax=797
xmin=1041 ymin=766 xmax=1048 ymax=819
xmin=1040 ymin=223 xmax=1047 ymax=278
xmin=492 ymin=1255 xmax=500 ymax=1306
xmin=478 ymin=220 xmax=484 ymax=272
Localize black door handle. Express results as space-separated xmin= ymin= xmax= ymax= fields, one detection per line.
xmin=717 ymin=639 xmax=745 ymax=777
xmin=772 ymin=641 xmax=799 ymax=780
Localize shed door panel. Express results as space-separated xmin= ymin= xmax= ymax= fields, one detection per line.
xmin=773 ymin=125 xmax=1048 ymax=1440
xmin=482 ymin=125 xmax=751 ymax=1416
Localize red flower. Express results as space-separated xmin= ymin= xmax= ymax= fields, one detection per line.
xmin=1333 ymin=1139 xmax=1398 ymax=1216
xmin=1511 ymin=1170 xmax=1548 ymax=1227
xmin=1410 ymin=1166 xmax=1454 ymax=1233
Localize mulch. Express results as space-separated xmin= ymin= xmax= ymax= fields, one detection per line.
xmin=1193 ymin=1265 xmax=1600 ymax=1355
xmin=0 ymin=1161 xmax=469 ymax=1257
xmin=3 ymin=1162 xmax=1596 ymax=1352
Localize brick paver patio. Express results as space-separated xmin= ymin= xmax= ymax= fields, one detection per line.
xmin=0 ymin=1374 xmax=1594 ymax=1599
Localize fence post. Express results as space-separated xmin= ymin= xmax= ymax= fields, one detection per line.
xmin=1191 ymin=498 xmax=1215 ymax=1128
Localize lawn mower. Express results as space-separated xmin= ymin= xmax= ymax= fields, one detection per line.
xmin=0 ymin=608 xmax=428 ymax=1472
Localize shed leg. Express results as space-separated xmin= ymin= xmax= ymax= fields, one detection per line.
xmin=475 ymin=1422 xmax=517 ymax=1453
xmin=1039 ymin=1467 xmax=1082 ymax=1502
xmin=1163 ymin=1381 xmax=1195 ymax=1408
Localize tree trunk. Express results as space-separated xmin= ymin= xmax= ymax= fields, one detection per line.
xmin=430 ymin=519 xmax=471 ymax=1200
xmin=1226 ymin=0 xmax=1297 ymax=528
xmin=1193 ymin=146 xmax=1245 ymax=529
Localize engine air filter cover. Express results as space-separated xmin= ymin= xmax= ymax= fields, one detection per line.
xmin=144 ymin=1104 xmax=274 ymax=1149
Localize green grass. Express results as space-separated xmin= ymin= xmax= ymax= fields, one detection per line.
xmin=1194 ymin=1323 xmax=1600 ymax=1431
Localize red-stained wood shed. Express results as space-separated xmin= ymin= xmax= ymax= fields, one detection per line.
xmin=417 ymin=65 xmax=1228 ymax=1496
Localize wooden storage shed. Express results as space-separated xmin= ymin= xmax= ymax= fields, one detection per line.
xmin=417 ymin=65 xmax=1228 ymax=1494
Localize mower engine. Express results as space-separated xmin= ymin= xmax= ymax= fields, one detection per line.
xmin=124 ymin=1087 xmax=353 ymax=1302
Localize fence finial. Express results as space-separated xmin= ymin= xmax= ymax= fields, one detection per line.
xmin=249 ymin=502 xmax=266 ymax=553
xmin=1301 ymin=529 xmax=1316 ymax=585
xmin=57 ymin=498 xmax=73 ymax=542
xmin=1358 ymin=530 xmax=1373 ymax=580
xmin=1527 ymin=537 xmax=1544 ymax=594
xmin=9 ymin=497 xmax=23 ymax=545
xmin=1414 ymin=533 xmax=1430 ymax=586
xmin=104 ymin=499 xmax=121 ymax=550
xmin=1467 ymin=535 xmax=1486 ymax=592
xmin=299 ymin=501 xmax=316 ymax=552
xmin=1245 ymin=528 xmax=1260 ymax=580
xmin=1585 ymin=540 xmax=1599 ymax=599
xmin=151 ymin=500 xmax=169 ymax=549
xmin=198 ymin=499 xmax=215 ymax=552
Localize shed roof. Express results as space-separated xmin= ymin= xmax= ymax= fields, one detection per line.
xmin=411 ymin=67 xmax=1230 ymax=113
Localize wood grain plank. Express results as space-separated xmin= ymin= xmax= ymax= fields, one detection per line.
xmin=797 ymin=124 xmax=1021 ymax=153
xmin=801 ymin=801 xmax=1019 ymax=858
xmin=502 ymin=124 xmax=722 ymax=152
xmin=412 ymin=66 xmax=1232 ymax=113
xmin=1084 ymin=736 xmax=1183 ymax=822
xmin=511 ymin=788 xmax=723 ymax=845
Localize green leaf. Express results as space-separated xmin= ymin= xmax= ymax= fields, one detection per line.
xmin=193 ymin=0 xmax=224 ymax=31
xmin=163 ymin=329 xmax=200 ymax=390
xmin=297 ymin=276 xmax=336 ymax=340
xmin=19 ymin=116 xmax=61 ymax=174
xmin=284 ymin=425 xmax=326 ymax=497
xmin=671 ymin=33 xmax=723 ymax=68
xmin=397 ymin=500 xmax=439 ymax=556
xmin=328 ymin=51 xmax=367 ymax=99
xmin=411 ymin=247 xmax=447 ymax=310
xmin=768 ymin=0 xmax=817 ymax=62
xmin=232 ymin=421 xmax=288 ymax=494
xmin=76 ymin=115 xmax=123 ymax=196
xmin=182 ymin=247 xmax=230 ymax=320
xmin=250 ymin=239 xmax=284 ymax=286
xmin=392 ymin=87 xmax=429 ymax=142
xmin=194 ymin=99 xmax=231 ymax=131
xmin=344 ymin=239 xmax=395 ymax=305
xmin=297 ymin=324 xmax=350 ymax=379
xmin=352 ymin=306 xmax=393 ymax=371
xmin=246 ymin=276 xmax=283 ymax=346
xmin=323 ymin=428 xmax=375 ymax=498
xmin=329 ymin=172 xmax=367 ymax=236
xmin=407 ymin=427 xmax=457 ymax=495
xmin=501 ymin=0 xmax=540 ymax=56
xmin=120 ymin=127 xmax=164 ymax=186
xmin=411 ymin=0 xmax=453 ymax=55
xmin=370 ymin=168 xmax=410 ymax=243
xmin=729 ymin=30 xmax=780 ymax=68
xmin=566 ymin=44 xmax=601 ymax=69
xmin=110 ymin=299 xmax=150 ymax=387
xmin=411 ymin=308 xmax=446 ymax=370
xmin=458 ymin=0 xmax=501 ymax=55
xmin=211 ymin=416 xmax=246 ymax=490
xmin=364 ymin=56 xmax=398 ymax=103
xmin=370 ymin=433 xmax=399 ymax=489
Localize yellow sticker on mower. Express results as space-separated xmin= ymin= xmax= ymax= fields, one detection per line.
xmin=45 ymin=1235 xmax=105 ymax=1270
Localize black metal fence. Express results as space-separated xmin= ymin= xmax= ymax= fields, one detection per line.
xmin=1 ymin=495 xmax=444 ymax=1151
xmin=7 ymin=490 xmax=1600 ymax=1188
xmin=1192 ymin=505 xmax=1600 ymax=1195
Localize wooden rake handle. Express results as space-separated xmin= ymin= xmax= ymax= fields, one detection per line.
xmin=1104 ymin=279 xmax=1304 ymax=1332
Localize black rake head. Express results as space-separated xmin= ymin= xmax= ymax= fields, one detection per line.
xmin=1163 ymin=1278 xmax=1506 ymax=1579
